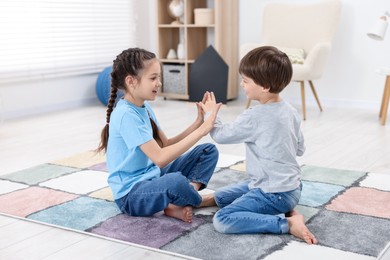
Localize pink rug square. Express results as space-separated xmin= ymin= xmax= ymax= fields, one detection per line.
xmin=326 ymin=187 xmax=390 ymax=218
xmin=0 ymin=186 xmax=78 ymax=217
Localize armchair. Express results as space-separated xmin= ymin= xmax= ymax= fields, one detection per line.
xmin=240 ymin=0 xmax=341 ymax=120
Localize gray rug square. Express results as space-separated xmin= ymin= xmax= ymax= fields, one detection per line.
xmin=162 ymin=222 xmax=288 ymax=260
xmin=307 ymin=209 xmax=390 ymax=257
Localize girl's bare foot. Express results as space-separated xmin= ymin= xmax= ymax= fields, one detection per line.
xmin=164 ymin=204 xmax=193 ymax=223
xmin=287 ymin=214 xmax=318 ymax=245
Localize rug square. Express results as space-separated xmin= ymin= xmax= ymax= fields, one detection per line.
xmin=0 ymin=180 xmax=28 ymax=195
xmin=294 ymin=205 xmax=319 ymax=222
xmin=40 ymin=170 xmax=109 ymax=195
xmin=28 ymin=197 xmax=121 ymax=231
xmin=88 ymin=162 xmax=108 ymax=172
xmin=89 ymin=187 xmax=114 ymax=201
xmin=90 ymin=212 xmax=205 ymax=248
xmin=207 ymin=168 xmax=249 ymax=191
xmin=326 ymin=187 xmax=390 ymax=218
xmin=0 ymin=164 xmax=79 ymax=185
xmin=301 ymin=165 xmax=366 ymax=186
xmin=263 ymin=241 xmax=375 ymax=260
xmin=307 ymin=210 xmax=390 ymax=257
xmin=299 ymin=181 xmax=345 ymax=207
xmin=217 ymin=154 xmax=245 ymax=168
xmin=162 ymin=223 xmax=286 ymax=260
xmin=0 ymin=186 xmax=78 ymax=217
xmin=230 ymin=161 xmax=246 ymax=172
xmin=51 ymin=151 xmax=106 ymax=169
xmin=359 ymin=172 xmax=390 ymax=191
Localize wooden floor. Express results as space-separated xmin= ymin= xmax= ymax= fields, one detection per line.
xmin=0 ymin=98 xmax=389 ymax=259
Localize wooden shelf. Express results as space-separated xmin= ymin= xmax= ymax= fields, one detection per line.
xmin=157 ymin=0 xmax=238 ymax=101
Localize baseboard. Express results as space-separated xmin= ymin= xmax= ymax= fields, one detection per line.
xmin=1 ymin=97 xmax=101 ymax=121
xmin=282 ymin=97 xmax=380 ymax=111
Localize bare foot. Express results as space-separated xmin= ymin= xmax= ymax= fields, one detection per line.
xmin=287 ymin=214 xmax=318 ymax=245
xmin=198 ymin=193 xmax=216 ymax=208
xmin=285 ymin=209 xmax=299 ymax=217
xmin=164 ymin=204 xmax=193 ymax=223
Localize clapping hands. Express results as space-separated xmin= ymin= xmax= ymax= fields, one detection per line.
xmin=196 ymin=91 xmax=222 ymax=135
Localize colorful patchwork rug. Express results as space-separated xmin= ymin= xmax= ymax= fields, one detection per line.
xmin=0 ymin=151 xmax=389 ymax=260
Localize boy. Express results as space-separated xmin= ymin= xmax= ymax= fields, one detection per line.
xmin=201 ymin=46 xmax=317 ymax=244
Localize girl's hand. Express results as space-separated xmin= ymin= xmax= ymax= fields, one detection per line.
xmin=195 ymin=92 xmax=209 ymax=124
xmin=199 ymin=92 xmax=222 ymax=135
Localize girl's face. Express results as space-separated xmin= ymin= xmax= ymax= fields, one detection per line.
xmin=126 ymin=59 xmax=162 ymax=105
xmin=240 ymin=74 xmax=263 ymax=100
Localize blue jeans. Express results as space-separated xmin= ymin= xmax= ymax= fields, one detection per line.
xmin=213 ymin=181 xmax=301 ymax=234
xmin=115 ymin=143 xmax=218 ymax=216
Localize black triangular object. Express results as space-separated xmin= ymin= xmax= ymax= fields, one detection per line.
xmin=189 ymin=45 xmax=228 ymax=104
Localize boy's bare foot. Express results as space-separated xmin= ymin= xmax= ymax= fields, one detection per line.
xmin=287 ymin=214 xmax=318 ymax=245
xmin=198 ymin=193 xmax=216 ymax=208
xmin=164 ymin=204 xmax=193 ymax=223
xmin=285 ymin=209 xmax=299 ymax=217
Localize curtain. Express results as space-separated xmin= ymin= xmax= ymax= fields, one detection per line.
xmin=0 ymin=0 xmax=137 ymax=84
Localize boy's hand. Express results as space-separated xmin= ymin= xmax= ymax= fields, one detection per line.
xmin=200 ymin=91 xmax=217 ymax=113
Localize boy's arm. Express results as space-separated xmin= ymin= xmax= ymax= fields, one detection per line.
xmin=297 ymin=130 xmax=305 ymax=156
xmin=206 ymin=111 xmax=254 ymax=144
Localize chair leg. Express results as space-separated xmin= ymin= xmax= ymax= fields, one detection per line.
xmin=300 ymin=81 xmax=306 ymax=120
xmin=308 ymin=80 xmax=323 ymax=112
xmin=246 ymin=99 xmax=251 ymax=109
xmin=380 ymin=76 xmax=390 ymax=125
xmin=379 ymin=76 xmax=390 ymax=118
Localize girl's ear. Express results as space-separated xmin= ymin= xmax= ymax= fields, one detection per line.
xmin=125 ymin=75 xmax=137 ymax=89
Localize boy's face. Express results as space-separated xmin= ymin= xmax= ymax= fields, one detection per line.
xmin=240 ymin=74 xmax=264 ymax=100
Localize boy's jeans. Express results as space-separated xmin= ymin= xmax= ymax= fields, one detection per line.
xmin=213 ymin=181 xmax=301 ymax=234
xmin=116 ymin=143 xmax=218 ymax=216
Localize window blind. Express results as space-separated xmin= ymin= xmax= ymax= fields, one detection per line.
xmin=0 ymin=0 xmax=137 ymax=84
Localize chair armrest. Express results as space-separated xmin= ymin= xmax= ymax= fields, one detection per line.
xmin=303 ymin=42 xmax=332 ymax=78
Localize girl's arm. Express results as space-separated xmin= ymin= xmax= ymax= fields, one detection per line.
xmin=140 ymin=102 xmax=222 ymax=168
xmin=159 ymin=102 xmax=204 ymax=147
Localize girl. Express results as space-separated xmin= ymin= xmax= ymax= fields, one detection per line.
xmin=97 ymin=48 xmax=221 ymax=223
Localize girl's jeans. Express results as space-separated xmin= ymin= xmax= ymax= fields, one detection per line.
xmin=115 ymin=143 xmax=218 ymax=216
xmin=213 ymin=181 xmax=302 ymax=234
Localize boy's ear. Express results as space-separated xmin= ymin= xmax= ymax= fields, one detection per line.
xmin=260 ymin=86 xmax=270 ymax=93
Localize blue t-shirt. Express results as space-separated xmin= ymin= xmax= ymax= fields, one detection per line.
xmin=106 ymin=99 xmax=161 ymax=200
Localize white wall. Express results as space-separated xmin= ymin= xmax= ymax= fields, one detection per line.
xmin=2 ymin=0 xmax=389 ymax=120
xmin=240 ymin=0 xmax=390 ymax=109
xmin=0 ymin=1 xmax=154 ymax=121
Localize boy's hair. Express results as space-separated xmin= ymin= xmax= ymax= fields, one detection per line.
xmin=239 ymin=46 xmax=293 ymax=93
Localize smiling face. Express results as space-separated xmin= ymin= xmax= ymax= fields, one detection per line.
xmin=240 ymin=73 xmax=263 ymax=100
xmin=124 ymin=59 xmax=162 ymax=106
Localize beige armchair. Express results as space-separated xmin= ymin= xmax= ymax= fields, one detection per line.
xmin=240 ymin=0 xmax=341 ymax=120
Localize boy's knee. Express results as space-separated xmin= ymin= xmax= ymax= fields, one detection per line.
xmin=213 ymin=211 xmax=229 ymax=234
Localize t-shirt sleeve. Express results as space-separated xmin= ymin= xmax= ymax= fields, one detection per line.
xmin=119 ymin=111 xmax=153 ymax=149
xmin=210 ymin=110 xmax=255 ymax=144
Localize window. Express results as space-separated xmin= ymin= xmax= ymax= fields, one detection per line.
xmin=0 ymin=0 xmax=137 ymax=84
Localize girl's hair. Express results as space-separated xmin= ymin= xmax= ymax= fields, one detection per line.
xmin=97 ymin=47 xmax=162 ymax=153
xmin=239 ymin=46 xmax=293 ymax=93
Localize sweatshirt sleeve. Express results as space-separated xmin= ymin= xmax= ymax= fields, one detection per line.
xmin=296 ymin=129 xmax=305 ymax=156
xmin=209 ymin=110 xmax=255 ymax=144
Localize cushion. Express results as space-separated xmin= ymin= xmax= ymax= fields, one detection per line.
xmin=277 ymin=47 xmax=305 ymax=64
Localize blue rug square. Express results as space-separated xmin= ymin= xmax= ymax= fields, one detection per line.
xmin=27 ymin=197 xmax=121 ymax=230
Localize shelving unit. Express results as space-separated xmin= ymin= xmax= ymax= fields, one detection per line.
xmin=156 ymin=0 xmax=238 ymax=101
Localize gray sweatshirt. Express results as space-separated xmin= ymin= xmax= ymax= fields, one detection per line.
xmin=210 ymin=100 xmax=305 ymax=193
